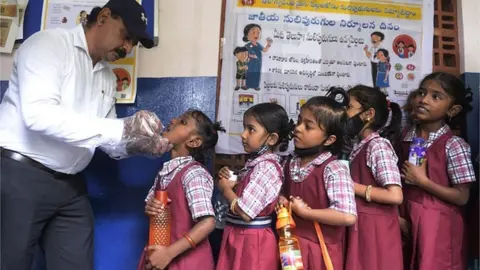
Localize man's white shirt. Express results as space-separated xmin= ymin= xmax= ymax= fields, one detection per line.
xmin=0 ymin=24 xmax=126 ymax=174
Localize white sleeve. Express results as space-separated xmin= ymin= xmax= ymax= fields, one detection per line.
xmin=99 ymin=104 xmax=129 ymax=159
xmin=16 ymin=30 xmax=124 ymax=149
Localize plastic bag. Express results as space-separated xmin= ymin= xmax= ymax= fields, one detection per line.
xmin=120 ymin=110 xmax=173 ymax=157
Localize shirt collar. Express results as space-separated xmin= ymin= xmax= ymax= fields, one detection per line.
xmin=292 ymin=151 xmax=332 ymax=167
xmin=158 ymin=156 xmax=194 ymax=176
xmin=72 ymin=24 xmax=108 ymax=71
xmin=353 ymin=132 xmax=379 ymax=150
xmin=403 ymin=124 xmax=451 ymax=142
xmin=245 ymin=152 xmax=280 ymax=168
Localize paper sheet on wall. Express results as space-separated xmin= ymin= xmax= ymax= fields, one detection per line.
xmin=15 ymin=0 xmax=27 ymax=40
xmin=40 ymin=0 xmax=141 ymax=103
xmin=216 ymin=0 xmax=434 ymax=155
xmin=0 ymin=0 xmax=19 ymax=53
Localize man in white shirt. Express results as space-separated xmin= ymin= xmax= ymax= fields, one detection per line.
xmin=363 ymin=31 xmax=385 ymax=88
xmin=0 ymin=0 xmax=171 ymax=269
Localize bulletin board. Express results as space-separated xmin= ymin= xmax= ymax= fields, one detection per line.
xmin=19 ymin=0 xmax=158 ymax=46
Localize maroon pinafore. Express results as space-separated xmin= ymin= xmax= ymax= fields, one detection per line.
xmin=138 ymin=162 xmax=214 ymax=270
xmin=215 ymin=160 xmax=281 ymax=270
xmin=399 ymin=131 xmax=467 ymax=270
xmin=283 ymin=156 xmax=346 ymax=270
xmin=344 ymin=139 xmax=403 ymax=270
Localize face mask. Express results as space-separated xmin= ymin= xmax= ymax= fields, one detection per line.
xmin=249 ymin=135 xmax=270 ymax=159
xmin=294 ymin=138 xmax=328 ymax=158
xmin=346 ymin=112 xmax=367 ymax=138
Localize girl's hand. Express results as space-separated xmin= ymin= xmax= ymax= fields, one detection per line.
xmin=401 ymin=160 xmax=428 ymax=186
xmin=266 ymin=37 xmax=273 ymax=45
xmin=146 ymin=245 xmax=173 ymax=270
xmin=289 ymin=196 xmax=309 ymax=217
xmin=278 ymin=196 xmax=289 ymax=207
xmin=145 ymin=197 xmax=171 ymax=216
xmin=218 ymin=176 xmax=236 ymax=192
xmin=217 ymin=166 xmax=232 ymax=180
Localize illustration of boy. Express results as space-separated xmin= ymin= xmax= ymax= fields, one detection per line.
xmin=233 ymin=46 xmax=249 ymax=90
xmin=364 ymin=31 xmax=385 ymax=87
xmin=407 ymin=44 xmax=415 ymax=58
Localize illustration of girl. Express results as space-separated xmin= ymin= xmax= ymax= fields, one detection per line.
xmin=396 ymin=41 xmax=406 ymax=58
xmin=376 ymin=49 xmax=391 ymax=96
xmin=77 ymin=10 xmax=88 ymax=26
xmin=242 ymin=24 xmax=273 ymax=91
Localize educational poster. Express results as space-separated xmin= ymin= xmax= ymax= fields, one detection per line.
xmin=0 ymin=0 xmax=19 ymax=53
xmin=40 ymin=0 xmax=140 ymax=103
xmin=216 ymin=0 xmax=434 ymax=154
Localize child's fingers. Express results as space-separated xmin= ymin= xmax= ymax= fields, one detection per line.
xmin=145 ymin=205 xmax=162 ymax=215
xmin=149 ymin=199 xmax=166 ymax=209
xmin=146 ymin=245 xmax=160 ymax=251
xmin=218 ymin=169 xmax=231 ymax=179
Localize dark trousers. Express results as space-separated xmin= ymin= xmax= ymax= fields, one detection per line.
xmin=1 ymin=156 xmax=94 ymax=270
xmin=371 ymin=61 xmax=378 ymax=87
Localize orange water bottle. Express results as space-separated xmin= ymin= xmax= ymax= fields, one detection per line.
xmin=148 ymin=190 xmax=171 ymax=248
xmin=277 ymin=205 xmax=304 ymax=270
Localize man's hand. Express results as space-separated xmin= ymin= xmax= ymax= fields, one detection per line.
xmin=121 ymin=111 xmax=173 ymax=157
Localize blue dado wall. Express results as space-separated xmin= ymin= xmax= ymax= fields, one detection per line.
xmin=0 ymin=77 xmax=217 ymax=270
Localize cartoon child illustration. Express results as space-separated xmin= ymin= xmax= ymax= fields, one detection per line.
xmin=233 ymin=46 xmax=249 ymax=90
xmin=77 ymin=10 xmax=88 ymax=26
xmin=376 ymin=48 xmax=391 ymax=96
xmin=407 ymin=44 xmax=415 ymax=58
xmin=242 ymin=24 xmax=273 ymax=91
xmin=122 ymin=78 xmax=129 ymax=90
xmin=364 ymin=31 xmax=385 ymax=87
xmin=396 ymin=41 xmax=406 ymax=58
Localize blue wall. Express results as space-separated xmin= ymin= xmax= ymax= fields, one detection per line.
xmin=0 ymin=77 xmax=217 ymax=270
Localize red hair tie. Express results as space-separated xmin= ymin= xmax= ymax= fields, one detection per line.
xmin=386 ymin=99 xmax=391 ymax=110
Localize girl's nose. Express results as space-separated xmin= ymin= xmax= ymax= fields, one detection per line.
xmin=294 ymin=124 xmax=302 ymax=133
xmin=418 ymin=95 xmax=429 ymax=105
xmin=240 ymin=130 xmax=248 ymax=140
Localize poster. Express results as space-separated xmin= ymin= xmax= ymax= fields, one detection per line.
xmin=40 ymin=0 xmax=140 ymax=103
xmin=15 ymin=0 xmax=27 ymax=40
xmin=0 ymin=0 xmax=19 ymax=53
xmin=216 ymin=0 xmax=434 ymax=154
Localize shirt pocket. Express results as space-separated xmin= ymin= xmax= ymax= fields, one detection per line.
xmin=99 ymin=94 xmax=116 ymax=118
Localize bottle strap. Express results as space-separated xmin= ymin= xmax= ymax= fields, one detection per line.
xmin=313 ymin=221 xmax=334 ymax=270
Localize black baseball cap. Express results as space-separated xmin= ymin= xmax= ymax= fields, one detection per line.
xmin=103 ymin=0 xmax=154 ymax=48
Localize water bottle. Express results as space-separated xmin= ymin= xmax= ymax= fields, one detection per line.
xmin=408 ymin=137 xmax=426 ymax=166
xmin=277 ymin=205 xmax=304 ymax=270
xmin=149 ymin=190 xmax=171 ymax=247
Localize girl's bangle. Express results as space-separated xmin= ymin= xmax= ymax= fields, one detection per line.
xmin=183 ymin=233 xmax=196 ymax=248
xmin=230 ymin=198 xmax=239 ymax=215
xmin=365 ymin=185 xmax=373 ymax=202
